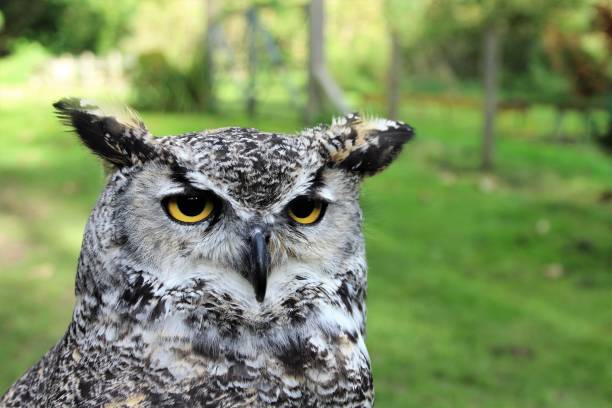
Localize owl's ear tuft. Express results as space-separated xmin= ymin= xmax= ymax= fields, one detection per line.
xmin=320 ymin=113 xmax=415 ymax=176
xmin=54 ymin=98 xmax=157 ymax=167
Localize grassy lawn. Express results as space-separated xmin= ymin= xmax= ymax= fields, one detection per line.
xmin=1 ymin=97 xmax=611 ymax=407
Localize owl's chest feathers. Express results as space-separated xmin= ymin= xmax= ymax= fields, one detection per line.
xmin=81 ymin=295 xmax=366 ymax=365
xmin=64 ymin=306 xmax=372 ymax=404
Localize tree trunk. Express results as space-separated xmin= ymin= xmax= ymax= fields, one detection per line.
xmin=306 ymin=0 xmax=350 ymax=122
xmin=246 ymin=7 xmax=258 ymax=117
xmin=481 ymin=25 xmax=499 ymax=171
xmin=306 ymin=0 xmax=325 ymax=122
xmin=203 ymin=0 xmax=217 ymax=112
xmin=387 ymin=29 xmax=402 ymax=120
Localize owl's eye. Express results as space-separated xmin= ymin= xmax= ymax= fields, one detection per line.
xmin=287 ymin=196 xmax=326 ymax=225
xmin=164 ymin=193 xmax=215 ymax=224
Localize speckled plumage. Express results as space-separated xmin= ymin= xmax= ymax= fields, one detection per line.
xmin=1 ymin=99 xmax=414 ymax=408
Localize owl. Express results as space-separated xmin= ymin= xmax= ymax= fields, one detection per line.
xmin=1 ymin=98 xmax=414 ymax=408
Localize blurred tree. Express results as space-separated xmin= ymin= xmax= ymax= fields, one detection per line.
xmin=0 ymin=0 xmax=64 ymax=55
xmin=130 ymin=49 xmax=214 ymax=112
xmin=0 ymin=0 xmax=136 ymax=55
xmin=417 ymin=0 xmax=578 ymax=170
xmin=386 ymin=28 xmax=402 ymax=120
xmin=543 ymin=3 xmax=612 ymax=152
xmin=306 ymin=0 xmax=350 ymax=122
xmin=127 ymin=0 xmax=304 ymax=113
xmin=239 ymin=0 xmax=304 ymax=116
xmin=383 ymin=0 xmax=431 ymax=119
xmin=246 ymin=6 xmax=260 ymax=117
xmin=203 ymin=0 xmax=218 ymax=113
xmin=127 ymin=0 xmax=226 ymax=112
xmin=481 ymin=22 xmax=498 ymax=171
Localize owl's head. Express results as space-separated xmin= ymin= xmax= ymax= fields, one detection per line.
xmin=56 ymin=98 xmax=413 ymax=332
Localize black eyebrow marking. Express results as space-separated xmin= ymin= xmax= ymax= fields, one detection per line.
xmin=169 ymin=164 xmax=219 ymax=198
xmin=170 ymin=163 xmax=196 ymax=189
xmin=305 ymin=167 xmax=326 ymax=196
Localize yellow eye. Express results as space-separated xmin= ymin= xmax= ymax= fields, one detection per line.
xmin=288 ymin=197 xmax=326 ymax=225
xmin=165 ymin=194 xmax=215 ymax=224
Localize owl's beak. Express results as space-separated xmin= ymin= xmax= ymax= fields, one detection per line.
xmin=248 ymin=225 xmax=270 ymax=302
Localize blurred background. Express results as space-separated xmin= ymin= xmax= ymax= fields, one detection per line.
xmin=0 ymin=0 xmax=611 ymax=406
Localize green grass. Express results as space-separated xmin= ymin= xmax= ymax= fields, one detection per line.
xmin=1 ymin=97 xmax=611 ymax=407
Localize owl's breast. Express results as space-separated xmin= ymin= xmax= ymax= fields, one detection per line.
xmin=33 ymin=327 xmax=373 ymax=407
xmin=141 ymin=329 xmax=373 ymax=407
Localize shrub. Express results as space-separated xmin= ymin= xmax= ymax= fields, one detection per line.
xmin=129 ymin=51 xmax=214 ymax=112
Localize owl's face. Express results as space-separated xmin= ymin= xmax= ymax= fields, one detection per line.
xmin=116 ymin=129 xmax=362 ymax=306
xmin=56 ymin=99 xmax=413 ymax=332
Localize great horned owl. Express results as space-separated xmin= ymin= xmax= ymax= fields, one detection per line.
xmin=1 ymin=98 xmax=414 ymax=407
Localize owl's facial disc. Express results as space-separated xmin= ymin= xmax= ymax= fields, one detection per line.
xmin=157 ymin=174 xmax=330 ymax=302
xmin=145 ymin=159 xmax=338 ymax=303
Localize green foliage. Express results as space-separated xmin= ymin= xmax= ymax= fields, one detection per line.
xmin=51 ymin=0 xmax=136 ymax=55
xmin=0 ymin=0 xmax=604 ymax=108
xmin=401 ymin=0 xmax=582 ymax=96
xmin=505 ymin=56 xmax=571 ymax=101
xmin=0 ymin=41 xmax=49 ymax=84
xmin=130 ymin=51 xmax=214 ymax=112
xmin=383 ymin=0 xmax=431 ymax=43
xmin=120 ymin=0 xmax=206 ymax=68
xmin=0 ymin=0 xmax=63 ymax=55
xmin=0 ymin=0 xmax=136 ymax=55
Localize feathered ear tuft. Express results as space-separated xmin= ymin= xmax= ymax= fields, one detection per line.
xmin=54 ymin=98 xmax=157 ymax=168
xmin=319 ymin=112 xmax=415 ymax=176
